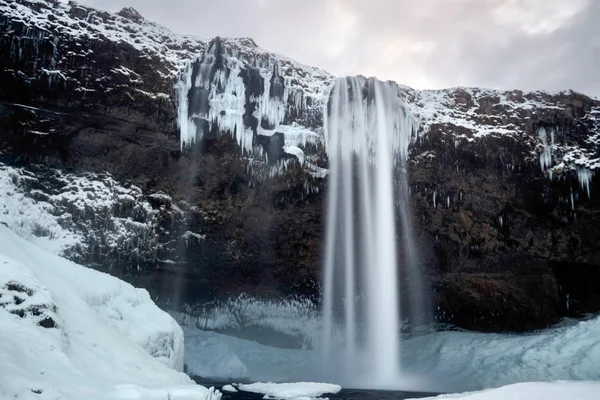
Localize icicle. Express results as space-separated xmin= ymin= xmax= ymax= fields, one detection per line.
xmin=433 ymin=190 xmax=437 ymax=208
xmin=570 ymin=187 xmax=575 ymax=211
xmin=538 ymin=127 xmax=553 ymax=171
xmin=577 ymin=167 xmax=593 ymax=198
xmin=498 ymin=216 xmax=503 ymax=228
xmin=446 ymin=196 xmax=450 ymax=209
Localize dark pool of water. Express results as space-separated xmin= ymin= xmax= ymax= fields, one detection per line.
xmin=195 ymin=380 xmax=439 ymax=400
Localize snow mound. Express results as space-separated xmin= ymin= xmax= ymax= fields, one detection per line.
xmin=403 ymin=316 xmax=600 ymax=391
xmin=221 ymin=384 xmax=237 ymax=393
xmin=182 ymin=328 xmax=312 ymax=383
xmin=411 ymin=381 xmax=600 ymax=400
xmin=0 ymin=224 xmax=219 ymax=400
xmin=184 ymin=332 xmax=249 ymax=380
xmin=237 ymin=382 xmax=341 ymax=400
xmin=0 ymin=254 xmax=61 ymax=330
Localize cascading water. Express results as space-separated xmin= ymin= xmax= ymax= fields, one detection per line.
xmin=321 ymin=76 xmax=425 ymax=386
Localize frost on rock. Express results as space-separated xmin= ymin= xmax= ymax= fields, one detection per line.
xmin=0 ymin=162 xmax=170 ymax=269
xmin=183 ymin=230 xmax=206 ymax=244
xmin=0 ymin=0 xmax=207 ymax=81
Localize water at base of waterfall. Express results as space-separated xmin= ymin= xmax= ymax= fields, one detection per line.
xmin=195 ymin=380 xmax=440 ymax=400
xmin=321 ymin=76 xmax=427 ymax=386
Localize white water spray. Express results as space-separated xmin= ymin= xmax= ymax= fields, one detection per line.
xmin=321 ymin=77 xmax=425 ymax=386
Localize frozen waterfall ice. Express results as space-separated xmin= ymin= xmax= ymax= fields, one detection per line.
xmin=321 ymin=77 xmax=426 ymax=386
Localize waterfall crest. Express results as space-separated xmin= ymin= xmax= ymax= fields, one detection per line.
xmin=321 ymin=76 xmax=425 ymax=386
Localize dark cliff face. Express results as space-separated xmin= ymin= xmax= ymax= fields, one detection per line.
xmin=1 ymin=0 xmax=600 ymax=332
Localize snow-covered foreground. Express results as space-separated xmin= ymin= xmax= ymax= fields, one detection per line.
xmin=411 ymin=381 xmax=600 ymax=400
xmin=181 ymin=305 xmax=600 ymax=393
xmin=0 ymin=224 xmax=220 ymax=400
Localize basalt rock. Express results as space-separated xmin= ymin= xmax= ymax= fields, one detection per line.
xmin=1 ymin=0 xmax=599 ymax=332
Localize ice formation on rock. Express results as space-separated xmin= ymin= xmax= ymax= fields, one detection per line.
xmin=175 ymin=36 xmax=332 ymax=167
xmin=538 ymin=126 xmax=554 ymax=173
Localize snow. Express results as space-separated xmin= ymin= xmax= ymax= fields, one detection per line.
xmin=0 ymin=162 xmax=160 ymax=261
xmin=183 ymin=330 xmax=250 ymax=380
xmin=183 ymin=328 xmax=311 ymax=383
xmin=183 ymin=230 xmax=207 ymax=242
xmin=0 ymin=224 xmax=220 ymax=400
xmin=236 ymin=382 xmax=341 ymax=400
xmin=0 ymin=0 xmax=207 ymax=78
xmin=411 ymin=381 xmax=600 ymax=400
xmin=403 ymin=316 xmax=600 ymax=391
xmin=0 ymin=164 xmax=82 ymax=254
xmin=283 ymin=146 xmax=306 ymax=165
xmin=221 ymin=385 xmax=237 ymax=393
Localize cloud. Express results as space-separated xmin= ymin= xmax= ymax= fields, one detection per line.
xmin=80 ymin=0 xmax=600 ymax=97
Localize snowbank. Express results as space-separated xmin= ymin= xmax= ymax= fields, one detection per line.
xmin=183 ymin=327 xmax=312 ymax=382
xmin=237 ymin=382 xmax=341 ymax=400
xmin=411 ymin=381 xmax=600 ymax=400
xmin=403 ymin=317 xmax=600 ymax=391
xmin=0 ymin=224 xmax=220 ymax=400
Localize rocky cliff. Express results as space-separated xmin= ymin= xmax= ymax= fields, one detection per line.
xmin=1 ymin=0 xmax=599 ymax=332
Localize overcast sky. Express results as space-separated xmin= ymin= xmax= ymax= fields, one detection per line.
xmin=84 ymin=0 xmax=599 ymax=97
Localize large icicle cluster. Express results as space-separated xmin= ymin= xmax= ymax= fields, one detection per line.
xmin=536 ymin=126 xmax=597 ymax=199
xmin=176 ymin=37 xmax=332 ymax=167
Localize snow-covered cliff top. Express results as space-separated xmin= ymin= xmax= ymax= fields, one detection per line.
xmin=2 ymin=0 xmax=599 ymax=182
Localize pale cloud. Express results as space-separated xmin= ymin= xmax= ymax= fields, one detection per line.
xmin=491 ymin=0 xmax=589 ymax=34
xmin=79 ymin=0 xmax=599 ymax=97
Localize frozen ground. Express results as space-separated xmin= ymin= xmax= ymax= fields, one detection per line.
xmin=411 ymin=381 xmax=600 ymax=400
xmin=403 ymin=316 xmax=600 ymax=391
xmin=181 ymin=301 xmax=600 ymax=393
xmin=0 ymin=224 xmax=220 ymax=400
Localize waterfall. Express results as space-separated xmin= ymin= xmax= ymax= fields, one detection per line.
xmin=321 ymin=76 xmax=425 ymax=386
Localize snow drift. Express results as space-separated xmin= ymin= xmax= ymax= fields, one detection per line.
xmin=411 ymin=381 xmax=600 ymax=400
xmin=0 ymin=224 xmax=220 ymax=400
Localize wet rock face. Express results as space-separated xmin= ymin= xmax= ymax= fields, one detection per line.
xmin=1 ymin=0 xmax=600 ymax=332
